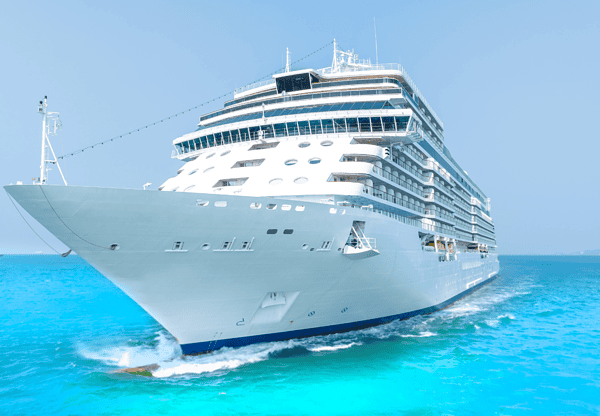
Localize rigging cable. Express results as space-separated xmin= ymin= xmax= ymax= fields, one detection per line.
xmin=56 ymin=41 xmax=334 ymax=161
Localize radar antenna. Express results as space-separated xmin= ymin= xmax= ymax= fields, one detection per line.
xmin=37 ymin=96 xmax=67 ymax=185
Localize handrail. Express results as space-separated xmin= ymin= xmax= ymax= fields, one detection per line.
xmin=362 ymin=184 xmax=425 ymax=213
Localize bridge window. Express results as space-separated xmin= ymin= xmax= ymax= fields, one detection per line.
xmin=359 ymin=117 xmax=371 ymax=132
xmin=322 ymin=119 xmax=334 ymax=133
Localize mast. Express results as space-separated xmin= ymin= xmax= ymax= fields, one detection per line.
xmin=37 ymin=96 xmax=67 ymax=185
xmin=39 ymin=97 xmax=48 ymax=184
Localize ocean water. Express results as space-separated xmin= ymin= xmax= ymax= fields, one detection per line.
xmin=1 ymin=255 xmax=599 ymax=415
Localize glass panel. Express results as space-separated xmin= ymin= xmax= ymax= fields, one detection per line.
xmin=230 ymin=130 xmax=240 ymax=142
xmin=298 ymin=121 xmax=310 ymax=135
xmin=329 ymin=104 xmax=343 ymax=112
xmin=334 ymin=118 xmax=346 ymax=133
xmin=371 ymin=117 xmax=383 ymax=132
xmin=372 ymin=102 xmax=385 ymax=109
xmin=319 ymin=105 xmax=333 ymax=112
xmin=206 ymin=135 xmax=215 ymax=146
xmin=346 ymin=118 xmax=359 ymax=132
xmin=222 ymin=131 xmax=231 ymax=144
xmin=249 ymin=126 xmax=260 ymax=140
xmin=272 ymin=109 xmax=284 ymax=116
xmin=351 ymin=102 xmax=365 ymax=110
xmin=382 ymin=117 xmax=395 ymax=131
xmin=321 ymin=119 xmax=334 ymax=133
xmin=183 ymin=141 xmax=190 ymax=152
xmin=193 ymin=138 xmax=201 ymax=149
xmin=287 ymin=122 xmax=299 ymax=136
xmin=281 ymin=109 xmax=292 ymax=115
xmin=362 ymin=102 xmax=375 ymax=110
xmin=307 ymin=106 xmax=321 ymax=113
xmin=264 ymin=110 xmax=277 ymax=117
xmin=358 ymin=117 xmax=371 ymax=132
xmin=310 ymin=120 xmax=322 ymax=134
xmin=261 ymin=124 xmax=274 ymax=139
xmin=214 ymin=132 xmax=222 ymax=144
xmin=395 ymin=116 xmax=410 ymax=131
xmin=298 ymin=107 xmax=311 ymax=114
xmin=274 ymin=123 xmax=287 ymax=137
xmin=239 ymin=128 xmax=250 ymax=141
xmin=341 ymin=103 xmax=354 ymax=111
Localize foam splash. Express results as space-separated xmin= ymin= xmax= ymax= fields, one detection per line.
xmin=399 ymin=331 xmax=437 ymax=338
xmin=308 ymin=342 xmax=360 ymax=352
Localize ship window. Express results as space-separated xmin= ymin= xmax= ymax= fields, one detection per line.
xmin=346 ymin=118 xmax=359 ymax=132
xmin=221 ymin=150 xmax=231 ymax=157
xmin=329 ymin=208 xmax=337 ymax=214
xmin=295 ymin=205 xmax=305 ymax=211
xmin=213 ymin=177 xmax=248 ymax=187
xmin=266 ymin=204 xmax=277 ymax=210
xmin=249 ymin=142 xmax=279 ymax=151
xmin=334 ymin=119 xmax=346 ymax=133
xmin=240 ymin=241 xmax=252 ymax=250
xmin=320 ymin=241 xmax=332 ymax=250
xmin=319 ymin=104 xmax=333 ymax=113
xmin=320 ymin=140 xmax=333 ymax=147
xmin=261 ymin=124 xmax=275 ymax=139
xmin=276 ymin=73 xmax=311 ymax=93
xmin=232 ymin=159 xmax=264 ymax=168
xmin=196 ymin=199 xmax=209 ymax=206
xmin=189 ymin=169 xmax=199 ymax=175
xmin=283 ymin=229 xmax=294 ymax=234
xmin=298 ymin=142 xmax=310 ymax=148
xmin=322 ymin=119 xmax=334 ymax=133
xmin=371 ymin=117 xmax=383 ymax=132
xmin=302 ymin=244 xmax=309 ymax=250
xmin=201 ymin=243 xmax=211 ymax=250
xmin=395 ymin=116 xmax=410 ymax=131
xmin=382 ymin=117 xmax=395 ymax=131
xmin=206 ymin=135 xmax=215 ymax=146
xmin=221 ymin=241 xmax=233 ymax=250
xmin=214 ymin=201 xmax=227 ymax=207
xmin=267 ymin=229 xmax=278 ymax=234
xmin=173 ymin=241 xmax=184 ymax=250
xmin=310 ymin=120 xmax=322 ymax=134
xmin=358 ymin=117 xmax=371 ymax=132
xmin=222 ymin=130 xmax=231 ymax=144
xmin=214 ymin=132 xmax=222 ymax=144
xmin=239 ymin=128 xmax=250 ymax=141
xmin=298 ymin=121 xmax=310 ymax=135
xmin=294 ymin=177 xmax=308 ymax=184
xmin=269 ymin=178 xmax=283 ymax=186
xmin=177 ymin=167 xmax=185 ymax=174
xmin=285 ymin=122 xmax=297 ymax=136
xmin=362 ymin=102 xmax=376 ymax=110
xmin=308 ymin=158 xmax=321 ymax=164
xmin=274 ymin=123 xmax=287 ymax=137
xmin=282 ymin=204 xmax=292 ymax=211
xmin=204 ymin=166 xmax=214 ymax=173
xmin=206 ymin=152 xmax=216 ymax=159
xmin=285 ymin=159 xmax=298 ymax=166
xmin=249 ymin=126 xmax=260 ymax=140
xmin=341 ymin=103 xmax=354 ymax=111
xmin=184 ymin=185 xmax=195 ymax=192
xmin=231 ymin=129 xmax=240 ymax=142
xmin=171 ymin=187 xmax=179 ymax=192
xmin=250 ymin=202 xmax=261 ymax=209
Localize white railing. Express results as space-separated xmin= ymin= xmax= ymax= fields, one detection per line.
xmin=234 ymin=79 xmax=276 ymax=95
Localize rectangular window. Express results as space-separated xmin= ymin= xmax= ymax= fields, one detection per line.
xmin=358 ymin=117 xmax=371 ymax=132
xmin=298 ymin=121 xmax=310 ymax=135
xmin=206 ymin=135 xmax=215 ymax=146
xmin=274 ymin=123 xmax=287 ymax=137
xmin=214 ymin=132 xmax=223 ymax=145
xmin=193 ymin=138 xmax=201 ymax=150
xmin=395 ymin=116 xmax=410 ymax=131
xmin=222 ymin=131 xmax=231 ymax=144
xmin=362 ymin=102 xmax=376 ymax=110
xmin=240 ymin=241 xmax=252 ymax=250
xmin=249 ymin=142 xmax=279 ymax=151
xmin=231 ymin=129 xmax=240 ymax=142
xmin=334 ymin=119 xmax=346 ymax=133
xmin=173 ymin=241 xmax=184 ymax=250
xmin=261 ymin=124 xmax=274 ymax=139
xmin=341 ymin=103 xmax=354 ymax=111
xmin=371 ymin=117 xmax=383 ymax=132
xmin=239 ymin=128 xmax=250 ymax=141
xmin=232 ymin=159 xmax=264 ymax=168
xmin=322 ymin=119 xmax=334 ymax=133
xmin=310 ymin=120 xmax=322 ymax=134
xmin=346 ymin=118 xmax=359 ymax=132
xmin=287 ymin=122 xmax=299 ymax=136
xmin=382 ymin=117 xmax=395 ymax=131
xmin=249 ymin=126 xmax=260 ymax=140
xmin=213 ymin=177 xmax=249 ymax=187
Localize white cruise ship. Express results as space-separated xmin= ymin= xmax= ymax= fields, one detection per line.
xmin=5 ymin=42 xmax=499 ymax=355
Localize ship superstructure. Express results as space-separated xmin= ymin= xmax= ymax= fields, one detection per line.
xmin=5 ymin=42 xmax=498 ymax=355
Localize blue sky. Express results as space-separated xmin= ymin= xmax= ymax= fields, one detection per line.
xmin=1 ymin=0 xmax=598 ymax=254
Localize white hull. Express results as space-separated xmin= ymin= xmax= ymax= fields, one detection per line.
xmin=6 ymin=185 xmax=499 ymax=353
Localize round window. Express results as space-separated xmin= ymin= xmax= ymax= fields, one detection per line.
xmin=206 ymin=153 xmax=216 ymax=159
xmin=269 ymin=178 xmax=283 ymax=186
xmin=184 ymin=185 xmax=195 ymax=192
xmin=189 ymin=169 xmax=199 ymax=175
xmin=321 ymin=140 xmax=333 ymax=147
xmin=201 ymin=243 xmax=211 ymax=250
xmin=294 ymin=177 xmax=309 ymax=185
xmin=221 ymin=150 xmax=231 ymax=157
xmin=285 ymin=159 xmax=298 ymax=166
xmin=308 ymin=158 xmax=321 ymax=165
xmin=298 ymin=142 xmax=311 ymax=148
xmin=203 ymin=167 xmax=214 ymax=173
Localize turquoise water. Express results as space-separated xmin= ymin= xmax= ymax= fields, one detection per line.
xmin=1 ymin=255 xmax=599 ymax=415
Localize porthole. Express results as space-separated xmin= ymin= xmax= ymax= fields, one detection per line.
xmin=266 ymin=204 xmax=277 ymax=210
xmin=267 ymin=229 xmax=278 ymax=234
xmin=250 ymin=202 xmax=262 ymax=209
xmin=109 ymin=243 xmax=120 ymax=251
xmin=196 ymin=200 xmax=209 ymax=206
xmin=177 ymin=168 xmax=184 ymax=174
xmin=221 ymin=150 xmax=231 ymax=157
xmin=206 ymin=153 xmax=216 ymax=159
xmin=214 ymin=201 xmax=227 ymax=207
xmin=294 ymin=177 xmax=308 ymax=185
xmin=204 ymin=167 xmax=214 ymax=173
xmin=298 ymin=142 xmax=310 ymax=148
xmin=283 ymin=229 xmax=293 ymax=234
xmin=308 ymin=158 xmax=321 ymax=165
xmin=295 ymin=205 xmax=305 ymax=211
xmin=282 ymin=204 xmax=292 ymax=211
xmin=269 ymin=178 xmax=283 ymax=186
xmin=201 ymin=243 xmax=211 ymax=250
xmin=302 ymin=244 xmax=309 ymax=250
xmin=321 ymin=140 xmax=333 ymax=147
xmin=184 ymin=185 xmax=195 ymax=192
xmin=189 ymin=169 xmax=199 ymax=175
xmin=285 ymin=159 xmax=298 ymax=166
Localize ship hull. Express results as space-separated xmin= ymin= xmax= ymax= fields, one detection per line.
xmin=5 ymin=185 xmax=499 ymax=354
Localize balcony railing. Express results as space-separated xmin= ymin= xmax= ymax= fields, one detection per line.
xmin=362 ymin=184 xmax=425 ymax=214
xmin=371 ymin=166 xmax=423 ymax=196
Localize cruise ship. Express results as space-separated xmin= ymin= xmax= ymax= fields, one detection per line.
xmin=5 ymin=42 xmax=499 ymax=355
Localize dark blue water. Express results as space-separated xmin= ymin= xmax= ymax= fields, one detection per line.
xmin=1 ymin=255 xmax=599 ymax=415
